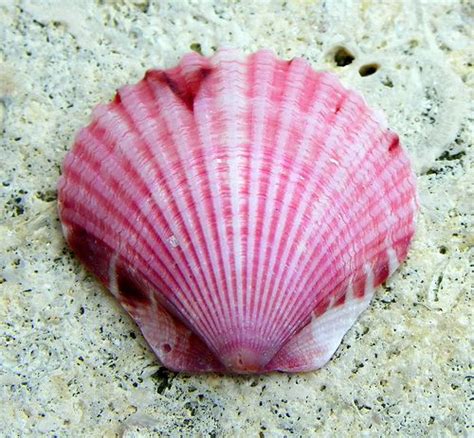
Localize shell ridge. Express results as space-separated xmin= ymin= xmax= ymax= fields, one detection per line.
xmin=190 ymin=60 xmax=242 ymax=357
xmin=142 ymin=76 xmax=228 ymax=345
xmin=207 ymin=58 xmax=250 ymax=351
xmin=243 ymin=51 xmax=279 ymax=342
xmin=64 ymin=169 xmax=190 ymax=299
xmin=194 ymin=100 xmax=241 ymax=353
xmin=156 ymin=93 xmax=234 ymax=343
xmin=160 ymin=65 xmax=242 ymax=351
xmin=266 ymin=276 xmax=375 ymax=372
xmin=220 ymin=56 xmax=248 ymax=351
xmin=248 ymin=58 xmax=304 ymax=355
xmin=241 ymin=51 xmax=260 ymax=332
xmin=277 ymin=110 xmax=388 ymax=301
xmin=300 ymin=242 xmax=388 ymax=320
xmin=257 ymin=58 xmax=316 ymax=344
xmin=251 ymin=58 xmax=312 ymax=353
xmin=203 ymin=52 xmax=288 ymax=369
xmin=97 ymin=94 xmax=214 ymax=325
xmin=93 ymin=80 xmax=221 ymax=344
xmin=261 ymin=70 xmax=355 ymax=343
xmin=296 ymin=162 xmax=408 ymax=303
xmin=294 ymin=153 xmax=415 ymax=318
xmin=190 ymin=53 xmax=247 ymax=362
xmin=250 ymin=59 xmax=291 ymax=331
xmin=263 ymin=87 xmax=361 ymax=342
xmin=62 ymin=204 xmax=183 ymax=311
xmin=272 ymin=107 xmax=410 ymax=338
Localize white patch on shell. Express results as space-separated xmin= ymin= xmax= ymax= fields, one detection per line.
xmin=345 ymin=281 xmax=355 ymax=301
xmin=168 ymin=235 xmax=179 ymax=248
xmin=387 ymin=246 xmax=400 ymax=276
xmin=364 ymin=263 xmax=375 ymax=296
xmin=309 ymin=279 xmax=373 ymax=369
xmin=108 ymin=253 xmax=119 ymax=297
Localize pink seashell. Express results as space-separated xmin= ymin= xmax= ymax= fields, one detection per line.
xmin=58 ymin=49 xmax=417 ymax=374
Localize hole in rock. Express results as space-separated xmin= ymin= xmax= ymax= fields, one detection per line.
xmin=334 ymin=47 xmax=355 ymax=67
xmin=359 ymin=63 xmax=380 ymax=77
xmin=162 ymin=343 xmax=172 ymax=353
xmin=190 ymin=42 xmax=203 ymax=55
xmin=381 ymin=77 xmax=394 ymax=88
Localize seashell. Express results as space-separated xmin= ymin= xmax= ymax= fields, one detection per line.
xmin=58 ymin=49 xmax=417 ymax=373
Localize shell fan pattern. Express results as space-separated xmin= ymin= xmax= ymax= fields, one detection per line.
xmin=58 ymin=49 xmax=417 ymax=374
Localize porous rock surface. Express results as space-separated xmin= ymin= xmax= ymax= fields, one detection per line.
xmin=0 ymin=0 xmax=472 ymax=436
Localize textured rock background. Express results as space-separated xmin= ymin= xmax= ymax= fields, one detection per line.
xmin=0 ymin=0 xmax=472 ymax=436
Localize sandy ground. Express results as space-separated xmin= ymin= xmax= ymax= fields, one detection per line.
xmin=0 ymin=0 xmax=472 ymax=436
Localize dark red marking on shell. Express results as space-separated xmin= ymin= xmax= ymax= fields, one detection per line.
xmin=145 ymin=66 xmax=212 ymax=112
xmin=353 ymin=274 xmax=367 ymax=299
xmin=313 ymin=295 xmax=331 ymax=317
xmin=388 ymin=133 xmax=400 ymax=152
xmin=373 ymin=253 xmax=390 ymax=285
xmin=117 ymin=264 xmax=152 ymax=306
xmin=334 ymin=293 xmax=345 ymax=306
xmin=67 ymin=225 xmax=112 ymax=284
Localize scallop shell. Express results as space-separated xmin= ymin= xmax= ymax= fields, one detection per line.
xmin=58 ymin=49 xmax=417 ymax=373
